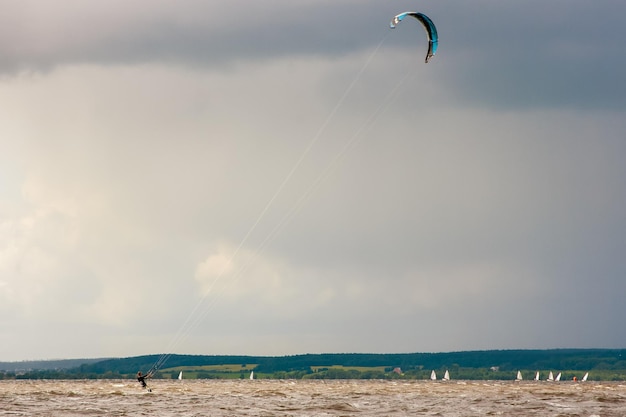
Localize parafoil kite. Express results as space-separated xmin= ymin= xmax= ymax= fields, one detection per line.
xmin=390 ymin=12 xmax=438 ymax=63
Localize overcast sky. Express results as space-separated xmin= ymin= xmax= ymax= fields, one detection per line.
xmin=1 ymin=0 xmax=625 ymax=362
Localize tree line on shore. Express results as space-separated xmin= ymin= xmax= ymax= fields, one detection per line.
xmin=2 ymin=349 xmax=625 ymax=381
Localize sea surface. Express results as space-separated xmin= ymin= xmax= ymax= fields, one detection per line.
xmin=1 ymin=379 xmax=625 ymax=416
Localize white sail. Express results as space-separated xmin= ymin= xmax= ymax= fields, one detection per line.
xmin=555 ymin=372 xmax=561 ymax=381
xmin=515 ymin=371 xmax=523 ymax=381
xmin=430 ymin=370 xmax=437 ymax=380
xmin=178 ymin=371 xmax=183 ymax=380
xmin=581 ymin=372 xmax=588 ymax=382
xmin=534 ymin=371 xmax=540 ymax=381
xmin=547 ymin=371 xmax=554 ymax=381
xmin=249 ymin=371 xmax=254 ymax=380
xmin=443 ymin=370 xmax=450 ymax=381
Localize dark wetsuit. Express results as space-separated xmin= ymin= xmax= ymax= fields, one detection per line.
xmin=137 ymin=374 xmax=148 ymax=388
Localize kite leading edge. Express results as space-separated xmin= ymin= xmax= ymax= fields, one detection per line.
xmin=390 ymin=12 xmax=438 ymax=63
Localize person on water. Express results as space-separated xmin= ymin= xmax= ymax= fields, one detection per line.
xmin=137 ymin=371 xmax=152 ymax=389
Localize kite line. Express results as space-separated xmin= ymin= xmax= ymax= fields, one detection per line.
xmin=147 ymin=33 xmax=392 ymax=375
xmin=146 ymin=9 xmax=438 ymax=374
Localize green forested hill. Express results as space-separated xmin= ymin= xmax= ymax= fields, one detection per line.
xmin=3 ymin=349 xmax=625 ymax=380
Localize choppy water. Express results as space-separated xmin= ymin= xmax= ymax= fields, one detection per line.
xmin=1 ymin=379 xmax=625 ymax=416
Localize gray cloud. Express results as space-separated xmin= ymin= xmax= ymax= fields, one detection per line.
xmin=435 ymin=1 xmax=626 ymax=109
xmin=3 ymin=1 xmax=624 ymax=111
xmin=1 ymin=0 xmax=625 ymax=361
xmin=0 ymin=0 xmax=387 ymax=73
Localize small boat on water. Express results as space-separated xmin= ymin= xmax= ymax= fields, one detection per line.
xmin=555 ymin=372 xmax=561 ymax=382
xmin=534 ymin=371 xmax=540 ymax=381
xmin=515 ymin=371 xmax=523 ymax=381
xmin=581 ymin=372 xmax=589 ymax=382
xmin=250 ymin=371 xmax=254 ymax=380
xmin=442 ymin=370 xmax=450 ymax=381
xmin=547 ymin=371 xmax=554 ymax=381
xmin=430 ymin=370 xmax=437 ymax=380
xmin=178 ymin=371 xmax=183 ymax=380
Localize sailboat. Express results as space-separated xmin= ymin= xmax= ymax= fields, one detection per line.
xmin=442 ymin=370 xmax=450 ymax=381
xmin=249 ymin=371 xmax=254 ymax=380
xmin=178 ymin=371 xmax=183 ymax=380
xmin=581 ymin=372 xmax=589 ymax=382
xmin=534 ymin=371 xmax=540 ymax=381
xmin=547 ymin=371 xmax=554 ymax=381
xmin=555 ymin=372 xmax=561 ymax=381
xmin=430 ymin=370 xmax=437 ymax=380
xmin=515 ymin=371 xmax=523 ymax=381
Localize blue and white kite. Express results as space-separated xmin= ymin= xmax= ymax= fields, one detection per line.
xmin=390 ymin=12 xmax=439 ymax=63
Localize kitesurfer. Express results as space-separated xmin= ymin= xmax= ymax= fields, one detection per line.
xmin=137 ymin=371 xmax=152 ymax=390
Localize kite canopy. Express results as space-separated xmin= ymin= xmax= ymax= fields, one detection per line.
xmin=390 ymin=12 xmax=438 ymax=63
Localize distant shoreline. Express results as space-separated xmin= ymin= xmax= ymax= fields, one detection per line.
xmin=2 ymin=349 xmax=625 ymax=381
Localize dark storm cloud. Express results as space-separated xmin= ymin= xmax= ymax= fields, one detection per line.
xmin=3 ymin=0 xmax=622 ymax=110
xmin=433 ymin=1 xmax=626 ymax=109
xmin=0 ymin=1 xmax=389 ymax=73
